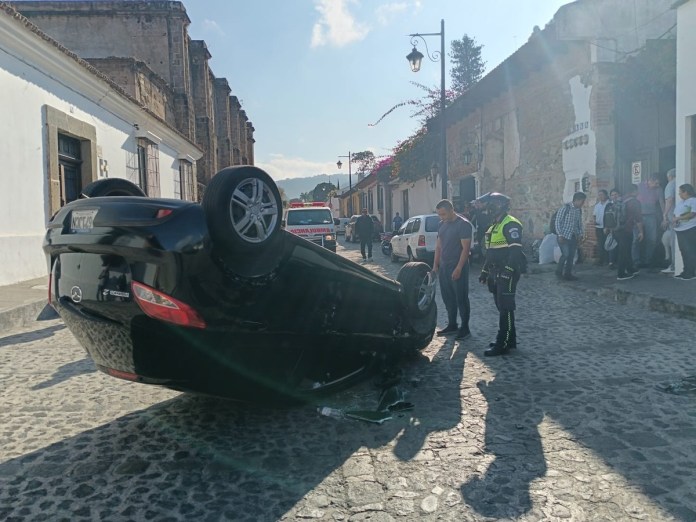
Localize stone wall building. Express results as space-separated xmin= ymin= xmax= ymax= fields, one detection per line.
xmin=439 ymin=0 xmax=677 ymax=259
xmin=10 ymin=0 xmax=255 ymax=190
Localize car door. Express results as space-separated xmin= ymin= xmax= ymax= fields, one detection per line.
xmin=395 ymin=219 xmax=414 ymax=257
xmin=406 ymin=218 xmax=421 ymax=257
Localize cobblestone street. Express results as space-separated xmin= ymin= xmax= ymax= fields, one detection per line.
xmin=1 ymin=240 xmax=696 ymax=521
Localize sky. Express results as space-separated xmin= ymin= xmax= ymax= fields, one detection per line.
xmin=183 ymin=0 xmax=574 ymax=181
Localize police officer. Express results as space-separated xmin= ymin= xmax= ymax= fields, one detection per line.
xmin=477 ymin=193 xmax=526 ymax=356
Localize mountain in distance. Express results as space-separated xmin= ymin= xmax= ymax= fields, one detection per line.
xmin=274 ymin=173 xmax=350 ymax=200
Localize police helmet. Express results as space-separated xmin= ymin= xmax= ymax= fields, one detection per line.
xmin=476 ymin=192 xmax=510 ymax=215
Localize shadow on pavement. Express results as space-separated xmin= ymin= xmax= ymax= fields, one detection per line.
xmin=0 ymin=323 xmax=65 ymax=349
xmin=31 ymin=358 xmax=97 ymax=390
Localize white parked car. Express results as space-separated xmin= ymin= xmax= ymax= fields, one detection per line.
xmin=390 ymin=214 xmax=440 ymax=265
xmin=334 ymin=217 xmax=350 ymax=235
xmin=390 ymin=213 xmax=478 ymax=266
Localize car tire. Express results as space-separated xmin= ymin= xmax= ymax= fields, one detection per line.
xmin=80 ymin=178 xmax=146 ymax=198
xmin=390 ymin=251 xmax=399 ymax=263
xmin=202 ymin=166 xmax=282 ymax=254
xmin=407 ymin=247 xmax=414 ymax=262
xmin=397 ymin=262 xmax=437 ymax=336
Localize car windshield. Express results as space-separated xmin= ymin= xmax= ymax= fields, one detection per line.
xmin=286 ymin=209 xmax=333 ymax=226
xmin=425 ymin=216 xmax=440 ymax=232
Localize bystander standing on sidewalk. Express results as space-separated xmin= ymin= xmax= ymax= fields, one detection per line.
xmin=662 ymin=169 xmax=677 ymax=274
xmin=617 ymin=185 xmax=644 ymax=281
xmin=555 ymin=192 xmax=587 ymax=281
xmin=607 ymin=188 xmax=621 ymax=268
xmin=634 ymin=174 xmax=665 ymax=269
xmin=592 ymin=190 xmax=609 ymax=266
xmin=673 ymin=184 xmax=696 ymax=280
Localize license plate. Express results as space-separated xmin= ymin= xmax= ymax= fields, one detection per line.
xmin=70 ymin=209 xmax=98 ymax=233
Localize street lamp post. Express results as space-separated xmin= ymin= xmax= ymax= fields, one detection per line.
xmin=337 ymin=152 xmax=352 ymax=216
xmin=406 ymin=19 xmax=447 ymax=199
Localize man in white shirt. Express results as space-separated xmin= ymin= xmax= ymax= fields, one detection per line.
xmin=592 ymin=190 xmax=609 ymax=265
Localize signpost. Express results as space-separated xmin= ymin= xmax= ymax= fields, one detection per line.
xmin=631 ymin=161 xmax=642 ymax=184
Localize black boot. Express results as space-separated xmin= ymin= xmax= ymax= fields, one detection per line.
xmin=484 ymin=344 xmax=510 ymax=357
xmin=489 ymin=341 xmax=516 ymax=350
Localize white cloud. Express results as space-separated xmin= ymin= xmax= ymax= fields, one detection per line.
xmin=375 ymin=2 xmax=408 ymax=25
xmin=201 ymin=19 xmax=225 ymax=37
xmin=311 ymin=0 xmax=369 ymax=48
xmin=256 ymin=154 xmax=339 ymax=180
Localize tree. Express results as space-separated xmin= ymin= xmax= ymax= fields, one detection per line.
xmin=299 ymin=191 xmax=312 ymax=202
xmin=449 ymin=35 xmax=485 ymax=96
xmin=312 ymin=182 xmax=336 ymax=202
xmin=351 ymin=151 xmax=376 ymax=176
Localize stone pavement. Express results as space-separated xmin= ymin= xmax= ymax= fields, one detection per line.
xmin=1 ymin=240 xmax=696 ymax=521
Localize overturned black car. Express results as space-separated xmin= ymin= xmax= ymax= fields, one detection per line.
xmin=44 ymin=166 xmax=436 ymax=402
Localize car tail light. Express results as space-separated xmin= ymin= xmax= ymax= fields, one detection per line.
xmin=132 ymin=281 xmax=206 ymax=329
xmin=155 ymin=209 xmax=173 ymax=219
xmin=418 ymin=235 xmax=426 ymax=247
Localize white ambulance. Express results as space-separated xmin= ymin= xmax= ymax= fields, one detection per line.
xmin=283 ymin=202 xmax=337 ymax=252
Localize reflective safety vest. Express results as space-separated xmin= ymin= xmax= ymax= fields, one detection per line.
xmin=485 ymin=215 xmax=522 ymax=249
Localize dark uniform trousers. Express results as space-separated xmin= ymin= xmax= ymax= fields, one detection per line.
xmin=487 ymin=265 xmax=519 ymax=349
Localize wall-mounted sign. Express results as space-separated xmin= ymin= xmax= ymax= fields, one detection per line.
xmin=631 ymin=161 xmax=642 ymax=184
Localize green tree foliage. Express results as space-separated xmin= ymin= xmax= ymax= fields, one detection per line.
xmin=299 ymin=191 xmax=312 ymax=202
xmin=449 ymin=34 xmax=485 ymax=96
xmin=311 ymin=182 xmax=336 ymax=202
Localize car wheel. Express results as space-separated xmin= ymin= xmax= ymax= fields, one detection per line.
xmin=202 ymin=166 xmax=282 ymax=254
xmin=397 ymin=262 xmax=437 ymax=336
xmin=390 ymin=251 xmax=399 ymax=263
xmin=80 ymin=178 xmax=146 ymax=197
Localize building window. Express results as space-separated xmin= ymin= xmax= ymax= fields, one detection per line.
xmin=377 ymin=186 xmax=383 ymax=210
xmin=178 ymin=160 xmax=195 ymax=201
xmin=57 ymin=134 xmax=82 ymax=206
xmin=44 ymin=105 xmax=97 ymax=215
xmin=137 ymin=139 xmax=160 ymax=197
xmin=368 ymin=190 xmax=374 ymax=213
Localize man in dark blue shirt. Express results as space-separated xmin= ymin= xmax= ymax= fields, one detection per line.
xmin=432 ymin=199 xmax=473 ymax=340
xmin=355 ymin=208 xmax=374 ymax=262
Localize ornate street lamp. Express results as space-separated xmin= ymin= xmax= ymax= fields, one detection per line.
xmin=407 ymin=19 xmax=447 ymax=199
xmin=337 ymin=152 xmax=353 ymax=216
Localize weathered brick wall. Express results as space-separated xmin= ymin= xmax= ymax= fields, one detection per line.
xmin=213 ymin=78 xmax=232 ymax=170
xmin=239 ymin=110 xmax=249 ymax=165
xmin=246 ymin=122 xmax=255 ymax=166
xmin=189 ymin=40 xmax=217 ymax=183
xmin=229 ymin=97 xmax=242 ymax=165
xmin=447 ymin=40 xmax=598 ymax=245
xmin=86 ymin=58 xmax=175 ymax=125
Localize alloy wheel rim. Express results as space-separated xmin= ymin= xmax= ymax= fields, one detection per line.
xmin=416 ymin=271 xmax=436 ymax=311
xmin=229 ymin=177 xmax=279 ymax=243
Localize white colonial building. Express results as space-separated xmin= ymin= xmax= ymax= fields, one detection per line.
xmin=0 ymin=5 xmax=202 ymax=286
xmin=675 ymin=0 xmax=696 ymax=273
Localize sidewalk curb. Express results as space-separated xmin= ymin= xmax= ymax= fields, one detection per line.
xmin=0 ymin=300 xmax=57 ymax=331
xmin=581 ymin=286 xmax=696 ymax=322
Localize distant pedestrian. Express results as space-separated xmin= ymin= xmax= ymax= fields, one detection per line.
xmin=592 ymin=190 xmax=609 ymax=265
xmin=673 ymin=183 xmax=696 ymax=280
xmin=477 ymin=192 xmax=525 ymax=356
xmin=615 ymin=185 xmax=643 ymax=281
xmin=392 ymin=212 xmax=403 ymax=231
xmin=356 ymin=208 xmax=374 ymax=262
xmin=432 ymin=199 xmax=473 ymax=341
xmin=634 ymin=174 xmax=665 ymax=268
xmin=554 ymin=192 xmax=587 ymax=281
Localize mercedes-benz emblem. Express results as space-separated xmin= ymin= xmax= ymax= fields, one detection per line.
xmin=70 ymin=286 xmax=83 ymax=303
